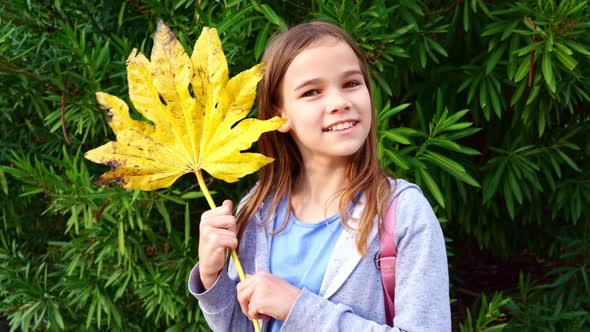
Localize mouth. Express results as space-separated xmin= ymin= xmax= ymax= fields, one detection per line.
xmin=323 ymin=121 xmax=358 ymax=132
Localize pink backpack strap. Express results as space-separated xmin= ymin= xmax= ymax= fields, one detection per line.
xmin=379 ymin=196 xmax=398 ymax=326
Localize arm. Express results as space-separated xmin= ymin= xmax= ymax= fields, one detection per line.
xmin=281 ymin=289 xmax=404 ymax=331
xmin=279 ymin=188 xmax=450 ymax=332
xmin=188 ymin=263 xmax=254 ymax=331
xmin=392 ymin=188 xmax=451 ymax=331
xmin=187 ymin=198 xmax=256 ymax=331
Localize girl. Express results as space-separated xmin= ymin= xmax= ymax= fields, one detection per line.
xmin=189 ymin=21 xmax=451 ymax=331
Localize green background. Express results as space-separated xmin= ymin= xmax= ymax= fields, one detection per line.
xmin=1 ymin=0 xmax=589 ymax=331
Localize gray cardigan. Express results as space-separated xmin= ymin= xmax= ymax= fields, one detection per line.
xmin=188 ymin=179 xmax=451 ymax=331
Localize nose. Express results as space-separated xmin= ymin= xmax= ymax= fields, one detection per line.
xmin=326 ymin=89 xmax=352 ymax=113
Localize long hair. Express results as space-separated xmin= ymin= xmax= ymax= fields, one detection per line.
xmin=236 ymin=21 xmax=392 ymax=255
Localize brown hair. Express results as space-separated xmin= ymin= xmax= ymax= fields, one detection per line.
xmin=236 ymin=21 xmax=393 ymax=255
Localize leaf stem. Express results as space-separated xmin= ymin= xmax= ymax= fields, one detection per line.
xmin=195 ymin=169 xmax=260 ymax=332
xmin=196 ymin=169 xmax=217 ymax=209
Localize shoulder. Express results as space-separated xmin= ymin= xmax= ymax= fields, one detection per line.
xmin=386 ymin=177 xmax=430 ymax=211
xmin=386 ymin=178 xmax=441 ymax=243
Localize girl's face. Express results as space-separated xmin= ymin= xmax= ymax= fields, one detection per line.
xmin=277 ymin=37 xmax=372 ymax=166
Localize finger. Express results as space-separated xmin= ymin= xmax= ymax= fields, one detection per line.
xmin=203 ymin=229 xmax=238 ymax=250
xmin=237 ymin=279 xmax=255 ymax=319
xmin=203 ymin=215 xmax=236 ymax=230
xmin=247 ymin=295 xmax=261 ymax=320
xmin=236 ymin=274 xmax=252 ymax=292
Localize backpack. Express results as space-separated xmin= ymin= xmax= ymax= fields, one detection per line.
xmin=378 ymin=196 xmax=398 ymax=326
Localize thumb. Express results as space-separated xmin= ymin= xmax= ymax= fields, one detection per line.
xmin=222 ymin=199 xmax=233 ymax=214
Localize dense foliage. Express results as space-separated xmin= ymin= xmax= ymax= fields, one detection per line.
xmin=1 ymin=0 xmax=588 ymax=331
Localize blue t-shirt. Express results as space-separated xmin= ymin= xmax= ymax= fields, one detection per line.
xmin=268 ymin=199 xmax=344 ymax=332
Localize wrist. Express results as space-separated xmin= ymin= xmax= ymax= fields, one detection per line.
xmin=200 ymin=269 xmax=221 ymax=290
xmin=281 ymin=285 xmax=301 ymax=320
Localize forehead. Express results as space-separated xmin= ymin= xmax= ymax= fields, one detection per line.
xmin=283 ymin=37 xmax=362 ymax=86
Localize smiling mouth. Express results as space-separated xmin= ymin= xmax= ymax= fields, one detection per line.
xmin=323 ymin=121 xmax=358 ymax=132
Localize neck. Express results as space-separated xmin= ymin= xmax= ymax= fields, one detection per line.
xmin=290 ymin=157 xmax=350 ymax=222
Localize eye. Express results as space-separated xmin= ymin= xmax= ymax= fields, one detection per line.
xmin=302 ymin=89 xmax=320 ymax=97
xmin=344 ymin=80 xmax=361 ymax=88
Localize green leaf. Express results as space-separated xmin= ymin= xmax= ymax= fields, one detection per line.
xmin=503 ymin=181 xmax=515 ymax=219
xmin=422 ymin=151 xmax=480 ymax=187
xmin=372 ymin=71 xmax=392 ymax=96
xmin=538 ymin=107 xmax=546 ymax=137
xmin=565 ymin=41 xmax=590 ymax=56
xmin=443 ymin=122 xmax=473 ymax=132
xmin=556 ymin=150 xmax=581 ymax=172
xmin=390 ymin=23 xmax=417 ymax=37
xmin=486 ymin=79 xmax=501 ymax=118
xmin=155 ymin=200 xmax=172 ymax=233
xmin=254 ymin=23 xmax=271 ymax=60
xmin=418 ymin=168 xmax=445 ymax=208
xmin=419 ymin=43 xmax=427 ymax=68
xmin=118 ymin=221 xmax=125 ymax=255
xmin=180 ymin=191 xmax=206 ymax=199
xmin=384 ymin=150 xmax=410 ymax=170
xmin=0 ymin=169 xmax=7 ymax=195
xmin=479 ymin=80 xmax=488 ymax=109
xmin=553 ymin=47 xmax=578 ymax=70
xmin=427 ymin=38 xmax=448 ymax=57
xmin=550 ymin=155 xmax=562 ymax=179
xmin=445 ymin=127 xmax=481 ymax=140
xmin=257 ymin=4 xmax=287 ymax=31
xmin=463 ymin=0 xmax=470 ymax=32
xmin=217 ymin=5 xmax=255 ymax=33
xmin=467 ymin=74 xmax=483 ymax=102
xmin=483 ymin=160 xmax=506 ymax=202
xmin=526 ymin=84 xmax=541 ymax=105
xmin=541 ymin=50 xmax=556 ymax=93
xmin=457 ymin=76 xmax=473 ymax=93
xmin=485 ymin=45 xmax=505 ymax=74
xmin=513 ymin=42 xmax=541 ymax=57
xmin=507 ymin=167 xmax=523 ymax=204
xmin=377 ymin=103 xmax=411 ymax=122
xmin=507 ymin=35 xmax=520 ymax=80
xmin=383 ymin=130 xmax=411 ymax=145
xmin=510 ymin=80 xmax=526 ymax=106
xmin=481 ymin=22 xmax=506 ymax=37
xmin=20 ymin=186 xmax=45 ymax=197
xmin=554 ymin=42 xmax=573 ymax=55
xmin=514 ymin=58 xmax=529 ymax=83
xmin=501 ymin=20 xmax=520 ymax=40
xmin=430 ymin=138 xmax=480 ymax=155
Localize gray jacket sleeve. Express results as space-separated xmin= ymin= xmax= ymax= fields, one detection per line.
xmin=279 ymin=188 xmax=451 ymax=332
xmin=188 ymin=263 xmax=254 ymax=331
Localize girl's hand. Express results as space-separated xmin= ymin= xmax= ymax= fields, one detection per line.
xmin=236 ymin=272 xmax=301 ymax=321
xmin=198 ymin=199 xmax=238 ymax=290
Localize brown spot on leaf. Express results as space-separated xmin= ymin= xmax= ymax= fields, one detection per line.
xmin=106 ymin=110 xmax=114 ymax=123
xmin=104 ymin=160 xmax=121 ymax=168
xmin=95 ymin=177 xmax=125 ymax=186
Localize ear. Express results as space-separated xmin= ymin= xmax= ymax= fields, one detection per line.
xmin=277 ymin=118 xmax=291 ymax=133
xmin=275 ymin=106 xmax=291 ymax=133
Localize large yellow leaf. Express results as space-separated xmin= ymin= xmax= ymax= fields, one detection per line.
xmin=85 ymin=21 xmax=285 ymax=190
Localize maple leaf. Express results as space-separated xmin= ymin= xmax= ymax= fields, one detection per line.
xmin=85 ymin=21 xmax=285 ymax=191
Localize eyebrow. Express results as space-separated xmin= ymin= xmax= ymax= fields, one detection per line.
xmin=293 ymin=69 xmax=363 ymax=92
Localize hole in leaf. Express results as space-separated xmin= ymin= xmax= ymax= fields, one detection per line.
xmin=159 ymin=94 xmax=168 ymax=106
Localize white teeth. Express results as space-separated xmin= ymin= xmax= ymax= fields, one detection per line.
xmin=325 ymin=121 xmax=356 ymax=132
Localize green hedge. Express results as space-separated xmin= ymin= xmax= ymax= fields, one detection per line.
xmin=1 ymin=1 xmax=589 ymax=330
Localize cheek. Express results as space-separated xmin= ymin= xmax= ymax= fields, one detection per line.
xmin=358 ymin=89 xmax=372 ymax=114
